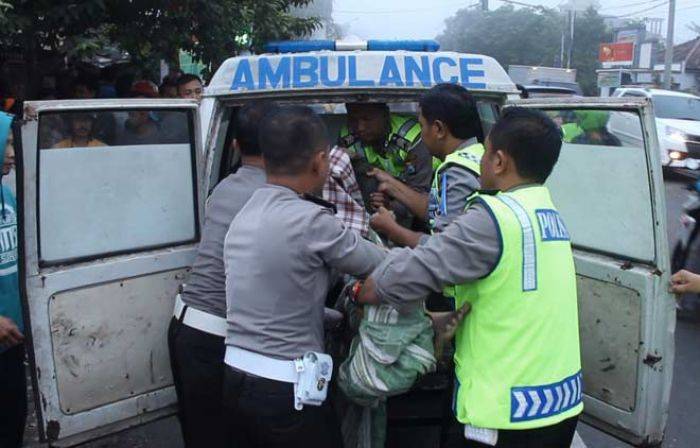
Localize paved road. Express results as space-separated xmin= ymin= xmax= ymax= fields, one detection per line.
xmin=23 ymin=180 xmax=700 ymax=447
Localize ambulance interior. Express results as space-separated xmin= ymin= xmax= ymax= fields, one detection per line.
xmin=210 ymin=97 xmax=501 ymax=190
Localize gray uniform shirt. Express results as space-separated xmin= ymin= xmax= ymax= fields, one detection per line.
xmin=181 ymin=165 xmax=265 ymax=317
xmin=374 ymin=201 xmax=501 ymax=312
xmin=224 ymin=184 xmax=386 ymax=360
xmin=419 ymin=138 xmax=481 ymax=244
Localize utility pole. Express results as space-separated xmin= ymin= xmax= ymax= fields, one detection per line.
xmin=481 ymin=0 xmax=489 ymax=11
xmin=566 ymin=9 xmax=576 ymax=69
xmin=663 ymin=0 xmax=676 ymax=90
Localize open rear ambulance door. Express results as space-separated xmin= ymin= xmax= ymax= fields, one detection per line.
xmin=508 ymin=97 xmax=674 ymax=446
xmin=18 ymin=99 xmax=204 ymax=446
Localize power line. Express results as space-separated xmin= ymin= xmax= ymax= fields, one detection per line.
xmin=334 ymin=1 xmax=475 ymax=15
xmin=617 ymin=0 xmax=669 ymax=17
xmin=493 ymin=0 xmax=548 ymax=10
xmin=600 ymin=0 xmax=665 ymax=11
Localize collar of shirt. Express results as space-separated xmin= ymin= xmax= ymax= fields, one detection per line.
xmin=237 ymin=164 xmax=265 ymax=176
xmin=265 ymin=183 xmax=302 ymax=196
xmin=457 ymin=137 xmax=479 ymax=151
xmin=505 ymin=183 xmax=542 ymax=193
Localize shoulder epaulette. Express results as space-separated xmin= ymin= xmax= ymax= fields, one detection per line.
xmin=338 ymin=133 xmax=356 ymax=148
xmin=300 ymin=193 xmax=337 ymax=215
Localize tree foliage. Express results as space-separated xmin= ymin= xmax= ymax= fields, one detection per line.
xmin=569 ymin=8 xmax=611 ymax=95
xmin=438 ymin=5 xmax=613 ymax=95
xmin=0 ymin=0 xmax=319 ymax=79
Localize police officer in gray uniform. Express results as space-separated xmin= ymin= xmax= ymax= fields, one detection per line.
xmin=369 ymin=84 xmax=484 ymax=248
xmin=222 ymin=106 xmax=386 ymax=447
xmin=168 ymin=101 xmax=277 ymax=448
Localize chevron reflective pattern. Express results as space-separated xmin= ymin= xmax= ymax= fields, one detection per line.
xmin=510 ymin=371 xmax=582 ymax=422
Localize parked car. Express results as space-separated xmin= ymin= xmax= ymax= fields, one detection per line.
xmin=612 ymin=87 xmax=700 ymax=170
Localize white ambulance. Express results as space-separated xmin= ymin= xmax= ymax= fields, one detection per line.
xmin=17 ymin=39 xmax=673 ymax=446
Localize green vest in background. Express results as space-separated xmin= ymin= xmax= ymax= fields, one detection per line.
xmin=452 ymin=185 xmax=583 ymax=430
xmin=429 ymin=142 xmax=484 ymax=231
xmin=339 ymin=114 xmax=422 ymax=178
xmin=561 ymin=122 xmax=584 ymax=143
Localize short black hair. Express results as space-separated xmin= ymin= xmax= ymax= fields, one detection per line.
xmin=234 ymin=101 xmax=278 ymax=156
xmin=176 ymin=74 xmax=202 ymax=88
xmin=159 ymin=78 xmax=177 ymax=91
xmin=419 ymin=83 xmax=483 ymax=141
xmin=259 ymin=106 xmax=329 ymax=175
xmin=74 ymin=74 xmax=99 ymax=93
xmin=488 ymin=107 xmax=562 ymax=183
xmin=346 ymin=102 xmax=389 ymax=113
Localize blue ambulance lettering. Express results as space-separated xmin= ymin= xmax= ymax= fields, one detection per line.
xmin=404 ymin=56 xmax=432 ymax=87
xmin=348 ymin=55 xmax=375 ymax=87
xmin=230 ymin=55 xmax=488 ymax=91
xmin=536 ymin=209 xmax=570 ymax=242
xmin=379 ymin=56 xmax=404 ymax=86
xmin=293 ymin=56 xmax=319 ymax=88
xmin=260 ymin=57 xmax=292 ymax=89
xmin=259 ymin=57 xmax=291 ymax=89
xmin=320 ymin=55 xmax=346 ymax=87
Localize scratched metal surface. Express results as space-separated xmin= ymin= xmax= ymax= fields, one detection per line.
xmin=50 ymin=271 xmax=183 ymax=414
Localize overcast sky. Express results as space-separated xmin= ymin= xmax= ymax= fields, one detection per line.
xmin=333 ymin=0 xmax=699 ymax=45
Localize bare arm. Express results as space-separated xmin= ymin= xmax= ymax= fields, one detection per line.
xmin=369 ymin=169 xmax=430 ymax=219
xmin=0 ymin=316 xmax=23 ymax=348
xmin=370 ymin=206 xmax=423 ymax=248
xmin=671 ymin=270 xmax=700 ymax=294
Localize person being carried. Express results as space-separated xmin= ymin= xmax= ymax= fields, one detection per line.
xmin=322 ymin=145 xmax=371 ymax=239
xmin=369 ymin=83 xmax=484 ymax=248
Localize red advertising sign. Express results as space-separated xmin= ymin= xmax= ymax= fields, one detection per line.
xmin=599 ymin=42 xmax=635 ymax=63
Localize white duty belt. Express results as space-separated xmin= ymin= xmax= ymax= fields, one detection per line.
xmin=224 ymin=345 xmax=298 ymax=383
xmin=225 ymin=345 xmax=333 ymax=411
xmin=173 ymin=294 xmax=227 ymax=338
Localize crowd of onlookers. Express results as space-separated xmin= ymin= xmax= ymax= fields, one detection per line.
xmin=0 ymin=70 xmax=204 ymax=149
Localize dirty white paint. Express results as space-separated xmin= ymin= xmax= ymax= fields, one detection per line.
xmin=50 ymin=270 xmax=185 ymax=414
xmin=577 ymin=274 xmax=641 ymax=411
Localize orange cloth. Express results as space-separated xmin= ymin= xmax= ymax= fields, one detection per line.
xmin=53 ymin=138 xmax=107 ymax=148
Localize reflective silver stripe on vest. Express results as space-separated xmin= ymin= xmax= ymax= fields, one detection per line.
xmin=497 ymin=195 xmax=537 ymax=292
xmin=396 ymin=117 xmax=418 ymax=138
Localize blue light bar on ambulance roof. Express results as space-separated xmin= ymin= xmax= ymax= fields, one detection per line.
xmin=367 ymin=40 xmax=440 ymax=52
xmin=264 ymin=39 xmax=440 ymax=54
xmin=264 ymin=40 xmax=336 ymax=53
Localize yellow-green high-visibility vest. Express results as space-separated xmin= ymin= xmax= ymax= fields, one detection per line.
xmin=429 ymin=142 xmax=484 ymax=230
xmin=339 ymin=114 xmax=421 ymax=177
xmin=561 ymin=122 xmax=584 ymax=143
xmin=452 ymin=185 xmax=583 ymax=430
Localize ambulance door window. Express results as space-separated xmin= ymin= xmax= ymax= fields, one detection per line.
xmin=37 ymin=109 xmax=198 ymax=266
xmin=547 ymin=109 xmax=651 ymax=260
xmin=476 ymin=101 xmax=499 ymax=137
